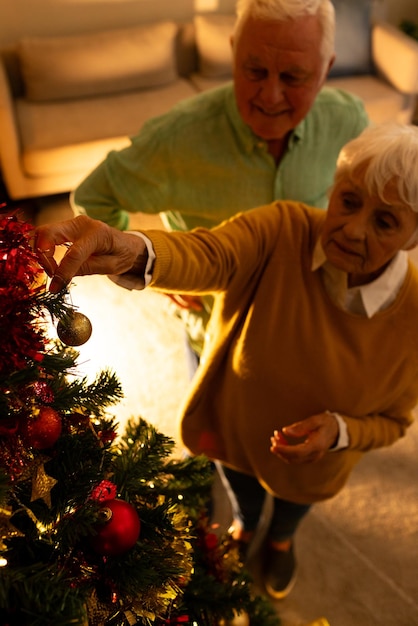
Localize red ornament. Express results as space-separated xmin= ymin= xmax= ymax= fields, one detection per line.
xmin=32 ymin=381 xmax=55 ymax=404
xmin=90 ymin=499 xmax=141 ymax=556
xmin=204 ymin=532 xmax=219 ymax=551
xmin=91 ymin=480 xmax=117 ymax=503
xmin=274 ymin=430 xmax=289 ymax=445
xmin=97 ymin=427 xmax=117 ymax=444
xmin=22 ymin=406 xmax=62 ymax=449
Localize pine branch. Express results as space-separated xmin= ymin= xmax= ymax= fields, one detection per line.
xmin=33 ymin=289 xmax=74 ymax=322
xmin=52 ymin=370 xmax=124 ymax=415
xmin=0 ymin=562 xmax=88 ymax=626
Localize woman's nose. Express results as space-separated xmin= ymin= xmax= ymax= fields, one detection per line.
xmin=343 ymin=214 xmax=368 ymax=240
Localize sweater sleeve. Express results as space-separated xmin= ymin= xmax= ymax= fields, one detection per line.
xmin=341 ymin=411 xmax=413 ymax=451
xmin=146 ymin=203 xmax=285 ymax=294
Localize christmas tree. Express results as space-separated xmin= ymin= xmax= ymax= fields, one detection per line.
xmin=0 ymin=210 xmax=280 ymax=626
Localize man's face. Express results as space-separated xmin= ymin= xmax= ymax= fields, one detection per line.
xmin=322 ymin=172 xmax=418 ymax=287
xmin=232 ymin=14 xmax=331 ymax=140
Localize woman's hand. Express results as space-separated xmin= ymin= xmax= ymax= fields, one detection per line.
xmin=35 ymin=215 xmax=147 ymax=293
xmin=270 ymin=411 xmax=340 ymax=464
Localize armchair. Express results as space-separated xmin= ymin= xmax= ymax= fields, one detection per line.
xmin=326 ymin=20 xmax=418 ymax=124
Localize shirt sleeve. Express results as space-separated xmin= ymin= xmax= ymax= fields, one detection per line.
xmin=328 ymin=411 xmax=349 ymax=451
xmin=70 ymin=116 xmax=174 ymax=230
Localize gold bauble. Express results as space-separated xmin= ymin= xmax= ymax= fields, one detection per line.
xmin=57 ymin=311 xmax=92 ymax=346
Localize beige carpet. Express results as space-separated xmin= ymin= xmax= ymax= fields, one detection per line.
xmin=34 ymin=194 xmax=418 ymax=626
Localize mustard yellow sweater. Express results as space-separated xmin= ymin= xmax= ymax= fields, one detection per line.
xmin=147 ymin=202 xmax=418 ymax=503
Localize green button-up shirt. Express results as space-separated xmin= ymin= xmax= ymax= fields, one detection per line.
xmin=72 ymin=82 xmax=368 ymax=232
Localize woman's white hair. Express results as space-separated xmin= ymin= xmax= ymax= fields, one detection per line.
xmin=234 ymin=0 xmax=335 ymax=72
xmin=335 ymin=123 xmax=418 ymax=213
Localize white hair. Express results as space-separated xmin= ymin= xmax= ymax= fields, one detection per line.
xmin=234 ymin=0 xmax=335 ymax=69
xmin=335 ymin=124 xmax=418 ymax=213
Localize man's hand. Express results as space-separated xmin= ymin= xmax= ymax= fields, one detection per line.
xmin=270 ymin=412 xmax=340 ymax=464
xmin=35 ymin=215 xmax=147 ymax=293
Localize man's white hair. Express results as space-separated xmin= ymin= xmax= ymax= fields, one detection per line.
xmin=335 ymin=123 xmax=418 ymax=213
xmin=234 ymin=0 xmax=335 ymax=69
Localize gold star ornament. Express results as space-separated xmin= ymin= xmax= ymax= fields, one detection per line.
xmin=31 ymin=462 xmax=58 ymax=507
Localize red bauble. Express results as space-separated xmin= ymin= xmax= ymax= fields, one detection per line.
xmin=275 ymin=430 xmax=289 ymax=445
xmin=90 ymin=499 xmax=141 ymax=556
xmin=23 ymin=406 xmax=62 ymax=449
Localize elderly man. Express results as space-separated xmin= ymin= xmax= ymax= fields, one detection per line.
xmin=72 ymin=0 xmax=368 ymax=361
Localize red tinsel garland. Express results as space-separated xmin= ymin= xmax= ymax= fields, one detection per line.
xmin=0 ymin=214 xmax=46 ymax=375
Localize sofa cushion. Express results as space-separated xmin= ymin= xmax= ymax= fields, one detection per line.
xmin=194 ymin=14 xmax=235 ymax=78
xmin=16 ymin=78 xmax=197 ymax=176
xmin=17 ymin=22 xmax=179 ymax=102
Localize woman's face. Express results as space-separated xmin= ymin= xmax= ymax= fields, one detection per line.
xmin=322 ymin=172 xmax=418 ymax=287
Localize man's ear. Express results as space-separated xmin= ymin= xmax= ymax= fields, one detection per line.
xmin=323 ymin=54 xmax=336 ymax=80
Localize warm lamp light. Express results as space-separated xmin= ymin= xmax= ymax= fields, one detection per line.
xmin=194 ymin=0 xmax=219 ymax=11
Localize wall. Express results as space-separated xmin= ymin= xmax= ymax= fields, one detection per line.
xmin=0 ymin=0 xmax=235 ymax=46
xmin=0 ymin=0 xmax=416 ymax=47
xmin=0 ymin=0 xmax=194 ymax=46
xmin=373 ymin=0 xmax=417 ymax=25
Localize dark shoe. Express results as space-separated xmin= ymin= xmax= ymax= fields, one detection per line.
xmin=263 ymin=543 xmax=296 ymax=599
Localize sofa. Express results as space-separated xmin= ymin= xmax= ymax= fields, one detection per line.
xmin=0 ymin=5 xmax=418 ymax=201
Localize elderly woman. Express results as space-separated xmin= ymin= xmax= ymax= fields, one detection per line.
xmin=35 ymin=123 xmax=418 ymax=600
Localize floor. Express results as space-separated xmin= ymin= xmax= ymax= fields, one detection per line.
xmin=16 ymin=193 xmax=418 ymax=626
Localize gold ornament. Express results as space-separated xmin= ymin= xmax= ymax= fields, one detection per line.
xmin=57 ymin=311 xmax=92 ymax=346
xmin=31 ymin=462 xmax=58 ymax=507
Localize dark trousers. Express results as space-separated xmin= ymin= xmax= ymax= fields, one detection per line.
xmin=219 ymin=464 xmax=311 ymax=542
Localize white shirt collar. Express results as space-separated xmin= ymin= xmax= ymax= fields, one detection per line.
xmin=312 ymin=239 xmax=409 ymax=317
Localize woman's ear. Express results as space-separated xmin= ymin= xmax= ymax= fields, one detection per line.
xmin=402 ymin=226 xmax=418 ymax=251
